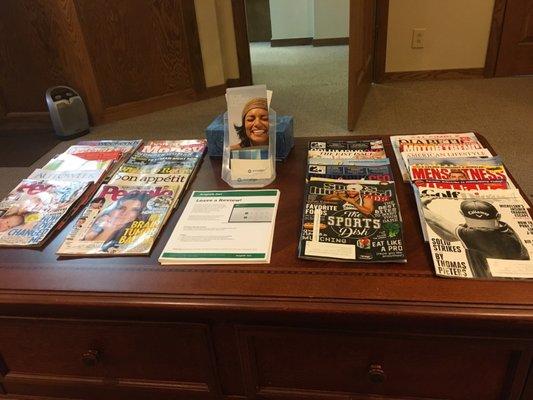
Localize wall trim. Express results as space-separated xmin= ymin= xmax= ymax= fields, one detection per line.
xmin=484 ymin=0 xmax=508 ymax=78
xmin=270 ymin=37 xmax=313 ymax=47
xmin=226 ymin=78 xmax=247 ymax=88
xmin=383 ymin=68 xmax=484 ymax=82
xmin=197 ymin=84 xmax=227 ymax=99
xmin=373 ymin=0 xmax=389 ymax=83
xmin=231 ymin=0 xmax=253 ymax=86
xmin=99 ymin=89 xmax=196 ymax=124
xmin=312 ymin=37 xmax=348 ymax=46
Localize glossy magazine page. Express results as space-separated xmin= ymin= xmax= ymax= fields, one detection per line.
xmin=0 ymin=179 xmax=90 ymax=247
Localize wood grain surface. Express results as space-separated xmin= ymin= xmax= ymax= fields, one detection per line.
xmin=0 ymin=0 xmax=207 ymax=124
xmin=74 ymin=0 xmax=193 ymax=108
xmin=0 ymin=0 xmax=73 ymax=113
xmin=495 ymin=0 xmax=533 ymax=76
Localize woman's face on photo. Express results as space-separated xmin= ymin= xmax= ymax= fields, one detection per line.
xmin=0 ymin=215 xmax=23 ymax=231
xmin=109 ymin=199 xmax=142 ymax=227
xmin=244 ymin=108 xmax=269 ymax=146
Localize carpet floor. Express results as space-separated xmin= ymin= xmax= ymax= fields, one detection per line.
xmin=0 ymin=43 xmax=531 ymax=199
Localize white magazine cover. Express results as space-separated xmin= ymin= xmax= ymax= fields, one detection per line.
xmin=390 ymin=132 xmax=483 ymax=181
xmin=412 ymin=182 xmax=526 ymax=242
xmin=419 ymin=189 xmax=533 ymax=279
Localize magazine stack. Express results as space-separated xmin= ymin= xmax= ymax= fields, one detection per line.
xmin=391 ymin=132 xmax=533 ymax=279
xmin=57 ymin=140 xmax=206 ymax=256
xmin=298 ymin=140 xmax=406 ymax=263
xmin=0 ymin=140 xmax=141 ymax=247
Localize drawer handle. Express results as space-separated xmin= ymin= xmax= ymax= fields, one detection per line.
xmin=368 ymin=363 xmax=386 ymax=383
xmin=81 ymin=349 xmax=100 ymax=367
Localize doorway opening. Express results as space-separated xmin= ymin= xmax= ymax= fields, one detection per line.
xmin=244 ymin=0 xmax=350 ymax=134
xmin=233 ymin=0 xmax=386 ymax=131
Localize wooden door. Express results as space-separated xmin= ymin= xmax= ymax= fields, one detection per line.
xmin=495 ymin=0 xmax=533 ymax=76
xmin=347 ymin=0 xmax=376 ymax=130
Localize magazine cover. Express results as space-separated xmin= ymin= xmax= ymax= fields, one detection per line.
xmin=57 ymin=183 xmax=179 ymax=256
xmin=298 ymin=178 xmax=406 ymax=262
xmin=77 ymin=139 xmax=142 ymax=154
xmin=390 ymin=132 xmax=485 ymax=181
xmin=412 ymin=182 xmax=525 ymax=242
xmin=121 ymin=151 xmax=201 ymax=174
xmin=28 ymin=168 xmax=103 ymax=184
xmin=307 ymin=162 xmax=393 ymax=181
xmin=409 ymin=164 xmax=511 ymax=183
xmin=140 ymin=139 xmax=206 ymax=153
xmin=75 ymin=139 xmax=143 ymax=179
xmin=419 ymin=189 xmax=533 ymax=279
xmin=0 ymin=179 xmax=90 ymax=247
xmin=308 ymin=140 xmax=386 ymax=160
xmin=400 ymin=148 xmax=493 ymax=173
xmin=42 ymin=147 xmax=121 ymax=172
xmin=109 ymin=172 xmax=188 ymax=209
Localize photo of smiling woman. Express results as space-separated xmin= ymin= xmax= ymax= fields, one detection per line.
xmin=230 ymin=97 xmax=269 ymax=150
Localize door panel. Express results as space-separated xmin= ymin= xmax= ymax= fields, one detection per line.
xmin=495 ymin=0 xmax=533 ymax=76
xmin=348 ymin=0 xmax=376 ymax=130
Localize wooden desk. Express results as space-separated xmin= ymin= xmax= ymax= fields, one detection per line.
xmin=0 ymin=136 xmax=532 ymax=400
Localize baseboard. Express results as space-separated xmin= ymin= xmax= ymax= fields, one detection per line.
xmin=383 ymin=68 xmax=484 ymax=82
xmin=226 ymin=78 xmax=247 ymax=88
xmin=196 ymin=84 xmax=227 ymax=100
xmin=271 ymin=37 xmax=312 ymax=47
xmin=312 ymin=37 xmax=349 ymax=46
xmin=98 ymin=89 xmax=196 ymax=125
xmin=4 ymin=112 xmax=51 ymax=122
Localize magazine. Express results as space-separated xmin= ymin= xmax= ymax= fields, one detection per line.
xmin=159 ymin=189 xmax=280 ymax=265
xmin=57 ymin=183 xmax=179 ymax=256
xmin=390 ymin=132 xmax=485 ymax=181
xmin=109 ymin=171 xmax=189 ymax=209
xmin=308 ymin=139 xmax=386 ymax=160
xmin=298 ymin=178 xmax=406 ymax=262
xmin=139 ymin=139 xmax=206 ymax=153
xmin=400 ymin=149 xmax=493 ymax=173
xmin=75 ymin=139 xmax=143 ymax=180
xmin=419 ymin=189 xmax=533 ymax=279
xmin=307 ymin=162 xmax=393 ymax=181
xmin=121 ymin=140 xmax=205 ymax=174
xmin=309 ymin=139 xmax=384 ymax=152
xmin=412 ymin=182 xmax=528 ymax=241
xmin=28 ymin=168 xmax=103 ymax=183
xmin=0 ymin=179 xmax=90 ymax=247
xmin=409 ymin=164 xmax=511 ymax=183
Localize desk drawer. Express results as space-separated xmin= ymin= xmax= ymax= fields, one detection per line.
xmin=237 ymin=326 xmax=521 ymax=400
xmin=0 ymin=318 xmax=218 ymax=399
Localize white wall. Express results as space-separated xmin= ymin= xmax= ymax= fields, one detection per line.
xmin=194 ymin=0 xmax=225 ymax=87
xmin=386 ymin=0 xmax=495 ymax=72
xmin=195 ymin=0 xmax=239 ymax=87
xmin=269 ymin=0 xmax=314 ymax=40
xmin=215 ymin=0 xmax=240 ymax=80
xmin=314 ymin=0 xmax=349 ymax=39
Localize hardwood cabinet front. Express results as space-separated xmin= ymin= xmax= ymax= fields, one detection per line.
xmin=237 ymin=326 xmax=527 ymax=400
xmin=0 ymin=318 xmax=219 ymax=399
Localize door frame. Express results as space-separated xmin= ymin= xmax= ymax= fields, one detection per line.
xmin=483 ymin=0 xmax=508 ymax=77
xmin=230 ymin=0 xmax=388 ymax=86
